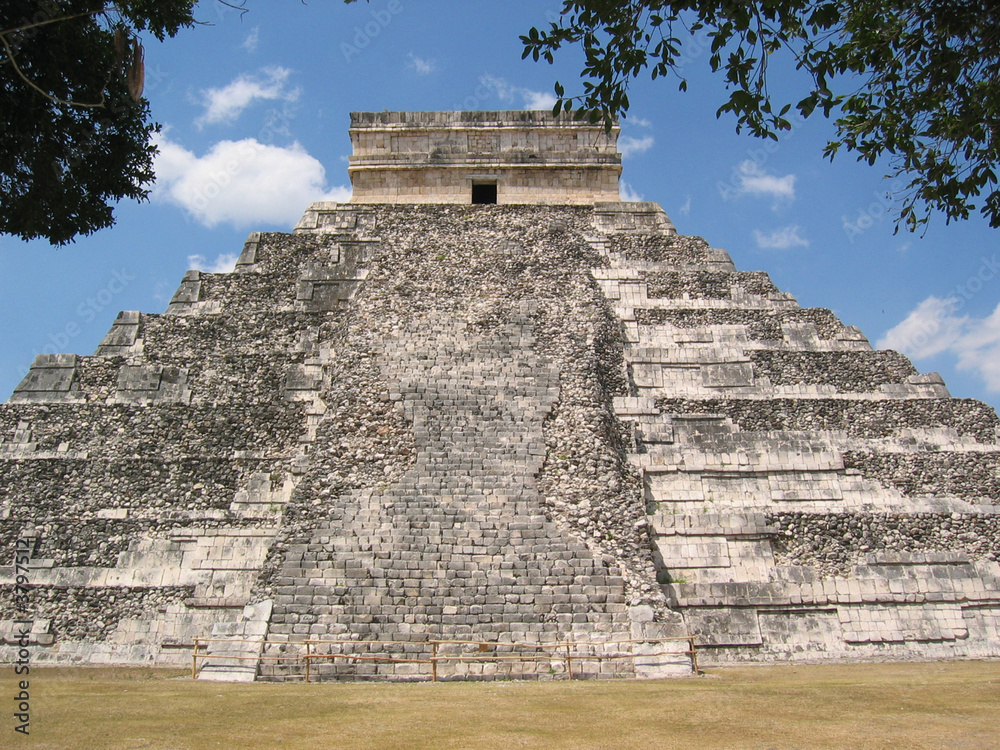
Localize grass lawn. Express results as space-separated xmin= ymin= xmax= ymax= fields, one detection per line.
xmin=2 ymin=660 xmax=997 ymax=749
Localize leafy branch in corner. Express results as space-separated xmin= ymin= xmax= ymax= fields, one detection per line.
xmin=0 ymin=1 xmax=240 ymax=245
xmin=522 ymin=1 xmax=1000 ymax=233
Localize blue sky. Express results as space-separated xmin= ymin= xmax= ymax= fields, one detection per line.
xmin=2 ymin=0 xmax=999 ymax=411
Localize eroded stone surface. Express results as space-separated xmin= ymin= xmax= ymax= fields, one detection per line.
xmin=596 ymin=216 xmax=1000 ymax=665
xmin=2 ymin=111 xmax=998 ymax=678
xmin=346 ymin=111 xmax=623 ymax=205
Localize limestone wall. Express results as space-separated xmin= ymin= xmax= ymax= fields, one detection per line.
xmin=595 ymin=217 xmax=1000 ymax=664
xmin=0 ymin=230 xmax=347 ymax=665
xmin=0 ymin=203 xmax=687 ymax=679
xmin=2 ymin=192 xmax=998 ymax=676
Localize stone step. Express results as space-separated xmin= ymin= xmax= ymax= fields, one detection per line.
xmin=197 ymin=601 xmax=273 ymax=682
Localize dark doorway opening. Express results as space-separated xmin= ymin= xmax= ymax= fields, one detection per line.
xmin=472 ymin=182 xmax=498 ymax=204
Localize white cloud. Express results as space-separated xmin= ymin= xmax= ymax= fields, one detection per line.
xmin=407 ymin=53 xmax=437 ymax=75
xmin=620 ymin=181 xmax=644 ymax=202
xmin=478 ymin=74 xmax=555 ymax=110
xmin=195 ymin=67 xmax=299 ymax=127
xmin=878 ymin=296 xmax=968 ymax=360
xmin=152 ymin=134 xmax=351 ymax=229
xmin=731 ymin=160 xmax=796 ymax=203
xmin=955 ymin=308 xmax=1000 ymax=390
xmin=318 ymin=185 xmax=354 ymax=203
xmin=152 ymin=280 xmax=175 ymax=304
xmin=188 ymin=253 xmax=239 ymax=274
xmin=618 ymin=135 xmax=654 ymax=159
xmin=242 ymin=27 xmax=259 ymax=52
xmin=753 ymin=225 xmax=809 ymax=250
xmin=631 ymin=117 xmax=653 ymax=128
xmin=678 ymin=196 xmax=691 ymax=216
xmin=522 ymin=89 xmax=558 ymax=109
xmin=879 ymin=297 xmax=1000 ymax=391
xmin=479 ymin=73 xmax=514 ymax=101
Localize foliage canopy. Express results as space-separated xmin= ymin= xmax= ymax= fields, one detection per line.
xmin=0 ymin=1 xmax=199 ymax=245
xmin=522 ymin=1 xmax=1000 ymax=231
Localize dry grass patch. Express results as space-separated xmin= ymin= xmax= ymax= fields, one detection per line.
xmin=2 ymin=660 xmax=998 ymax=749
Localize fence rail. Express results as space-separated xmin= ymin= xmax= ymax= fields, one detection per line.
xmin=191 ymin=635 xmax=698 ymax=682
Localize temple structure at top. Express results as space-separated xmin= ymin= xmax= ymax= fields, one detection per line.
xmin=346 ymin=110 xmax=622 ymax=205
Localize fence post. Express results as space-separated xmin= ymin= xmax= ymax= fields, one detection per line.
xmin=565 ymin=643 xmax=573 ymax=680
xmin=432 ymin=641 xmax=438 ymax=682
xmin=689 ymin=636 xmax=699 ymax=675
xmin=305 ymin=641 xmax=311 ymax=684
xmin=191 ymin=638 xmax=199 ymax=680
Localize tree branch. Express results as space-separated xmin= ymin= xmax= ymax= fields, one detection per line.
xmin=0 ymin=7 xmax=112 ymax=37
xmin=0 ymin=34 xmax=106 ymax=109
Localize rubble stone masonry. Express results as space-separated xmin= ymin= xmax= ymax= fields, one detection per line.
xmin=1 ymin=112 xmax=998 ymax=679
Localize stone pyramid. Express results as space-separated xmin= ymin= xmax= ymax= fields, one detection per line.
xmin=1 ymin=111 xmax=998 ymax=681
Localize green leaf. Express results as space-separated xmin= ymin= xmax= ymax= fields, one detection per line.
xmin=515 ymin=0 xmax=1000 ymax=232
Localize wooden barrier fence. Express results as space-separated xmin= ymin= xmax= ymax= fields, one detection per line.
xmin=191 ymin=635 xmax=698 ymax=682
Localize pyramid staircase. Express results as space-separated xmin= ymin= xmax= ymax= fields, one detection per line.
xmin=2 ymin=199 xmax=998 ymax=676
